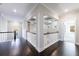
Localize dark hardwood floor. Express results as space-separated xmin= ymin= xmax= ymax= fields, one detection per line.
xmin=51 ymin=41 xmax=79 ymax=56
xmin=0 ymin=38 xmax=38 ymax=56
xmin=0 ymin=39 xmax=79 ymax=56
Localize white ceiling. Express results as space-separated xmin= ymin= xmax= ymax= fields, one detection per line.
xmin=42 ymin=3 xmax=79 ymax=15
xmin=0 ymin=3 xmax=37 ymax=18
xmin=0 ymin=3 xmax=79 ymax=18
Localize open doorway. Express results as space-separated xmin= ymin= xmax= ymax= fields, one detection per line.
xmin=63 ymin=19 xmax=76 ymax=44
xmin=8 ymin=21 xmax=21 ymax=39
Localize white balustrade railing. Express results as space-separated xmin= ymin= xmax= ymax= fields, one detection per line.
xmin=0 ymin=32 xmax=15 ymax=42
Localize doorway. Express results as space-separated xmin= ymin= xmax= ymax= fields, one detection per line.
xmin=8 ymin=21 xmax=21 ymax=39
xmin=63 ymin=19 xmax=76 ymax=43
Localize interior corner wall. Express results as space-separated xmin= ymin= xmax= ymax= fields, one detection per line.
xmin=25 ymin=4 xmax=60 ymax=52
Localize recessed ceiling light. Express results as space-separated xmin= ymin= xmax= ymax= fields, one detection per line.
xmin=64 ymin=9 xmax=68 ymax=12
xmin=13 ymin=9 xmax=16 ymax=13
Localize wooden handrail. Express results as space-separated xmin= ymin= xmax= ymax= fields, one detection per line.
xmin=0 ymin=32 xmax=14 ymax=33
xmin=44 ymin=31 xmax=59 ymax=35
xmin=27 ymin=31 xmax=37 ymax=34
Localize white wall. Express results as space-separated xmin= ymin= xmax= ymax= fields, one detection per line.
xmin=22 ymin=21 xmax=27 ymax=39
xmin=60 ymin=13 xmax=77 ymax=43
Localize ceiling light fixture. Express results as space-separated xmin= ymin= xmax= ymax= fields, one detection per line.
xmin=13 ymin=9 xmax=16 ymax=13
xmin=64 ymin=9 xmax=69 ymax=12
